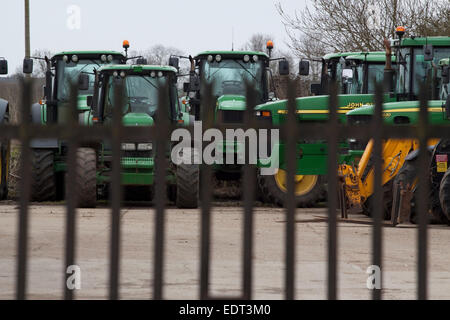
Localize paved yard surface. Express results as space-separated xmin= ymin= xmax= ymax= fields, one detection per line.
xmin=1 ymin=202 xmax=450 ymax=300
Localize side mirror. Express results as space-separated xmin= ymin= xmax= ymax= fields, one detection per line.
xmin=0 ymin=59 xmax=7 ymax=75
xmin=342 ymin=68 xmax=353 ymax=79
xmin=423 ymin=44 xmax=433 ymax=61
xmin=299 ymin=60 xmax=310 ymax=76
xmin=310 ymin=83 xmax=322 ymax=95
xmin=23 ymin=58 xmax=34 ymax=74
xmin=183 ymin=82 xmax=190 ymax=93
xmin=136 ymin=58 xmax=147 ymax=65
xmin=169 ymin=57 xmax=179 ymax=70
xmin=279 ymin=60 xmax=290 ymax=75
xmin=78 ymin=74 xmax=90 ymax=91
xmin=86 ymin=95 xmax=93 ymax=107
xmin=442 ymin=66 xmax=449 ymax=84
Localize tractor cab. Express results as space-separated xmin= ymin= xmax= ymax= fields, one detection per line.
xmin=347 ymin=34 xmax=450 ymax=125
xmin=23 ymin=51 xmax=126 ymax=123
xmin=178 ymin=43 xmax=290 ymax=122
xmin=92 ymin=65 xmax=181 ymax=126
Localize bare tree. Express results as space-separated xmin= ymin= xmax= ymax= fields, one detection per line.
xmin=277 ymin=0 xmax=449 ymax=55
xmin=241 ymin=33 xmax=274 ymax=53
xmin=31 ymin=49 xmax=54 ymax=78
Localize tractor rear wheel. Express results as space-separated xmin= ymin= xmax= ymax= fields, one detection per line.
xmin=31 ymin=149 xmax=56 ymax=202
xmin=257 ymin=169 xmax=326 ymax=207
xmin=74 ymin=148 xmax=97 ymax=208
xmin=176 ymin=163 xmax=199 ymax=208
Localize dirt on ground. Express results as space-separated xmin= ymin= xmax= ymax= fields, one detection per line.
xmin=1 ymin=202 xmax=450 ymax=300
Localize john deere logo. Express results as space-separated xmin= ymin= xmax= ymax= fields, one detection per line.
xmin=341 ymin=102 xmax=373 ymax=110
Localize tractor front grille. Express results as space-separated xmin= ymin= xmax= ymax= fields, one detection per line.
xmin=220 ymin=110 xmax=244 ymax=123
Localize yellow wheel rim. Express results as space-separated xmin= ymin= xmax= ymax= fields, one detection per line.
xmin=274 ymin=169 xmax=318 ymax=196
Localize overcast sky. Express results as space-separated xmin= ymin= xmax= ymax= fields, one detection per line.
xmin=0 ymin=0 xmax=308 ymax=74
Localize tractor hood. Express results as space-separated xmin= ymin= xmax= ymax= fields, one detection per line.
xmin=347 ymin=100 xmax=446 ymax=116
xmin=122 ymin=112 xmax=154 ymax=126
xmin=216 ymin=95 xmax=246 ymax=111
xmin=254 ymin=94 xmax=383 ymax=121
xmin=346 ymin=100 xmax=447 ymax=125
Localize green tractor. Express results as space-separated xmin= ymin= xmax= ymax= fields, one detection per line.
xmin=89 ymin=64 xmax=199 ymax=208
xmin=175 ymin=43 xmax=291 ymax=181
xmin=0 ymin=58 xmax=10 ymax=200
xmin=255 ymin=51 xmax=397 ymax=207
xmin=23 ymin=49 xmax=131 ymax=202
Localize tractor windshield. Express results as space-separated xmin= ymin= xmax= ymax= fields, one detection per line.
xmin=56 ymin=58 xmax=122 ymax=102
xmin=346 ymin=63 xmax=386 ymax=94
xmin=397 ymin=47 xmax=450 ymax=99
xmin=200 ymin=58 xmax=264 ymax=100
xmin=103 ymin=74 xmax=176 ymax=119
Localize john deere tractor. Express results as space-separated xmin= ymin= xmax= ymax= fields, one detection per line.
xmin=176 ymin=43 xmax=290 ymax=181
xmin=255 ymin=50 xmax=397 ymax=207
xmin=338 ymin=34 xmax=450 ymax=219
xmin=23 ymin=50 xmax=128 ymax=203
xmin=0 ymin=58 xmax=10 ymax=200
xmin=89 ymin=64 xmax=199 ymax=208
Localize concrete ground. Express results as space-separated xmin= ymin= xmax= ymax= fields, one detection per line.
xmin=1 ymin=202 xmax=450 ymax=300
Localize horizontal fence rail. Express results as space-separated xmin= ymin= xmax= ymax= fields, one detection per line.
xmin=2 ymin=76 xmax=444 ymax=299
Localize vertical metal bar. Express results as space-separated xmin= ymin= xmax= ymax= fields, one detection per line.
xmin=242 ymin=83 xmax=257 ymax=300
xmin=327 ymin=81 xmax=338 ymax=300
xmin=109 ymin=81 xmax=124 ymax=300
xmin=200 ymin=84 xmax=213 ymax=299
xmin=285 ymin=79 xmax=297 ymax=300
xmin=64 ymin=84 xmax=79 ymax=300
xmin=16 ymin=78 xmax=32 ymax=300
xmin=153 ymin=83 xmax=170 ymax=300
xmin=371 ymin=82 xmax=384 ymax=300
xmin=417 ymin=82 xmax=429 ymax=300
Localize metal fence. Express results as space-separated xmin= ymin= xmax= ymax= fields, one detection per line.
xmin=4 ymin=77 xmax=444 ymax=300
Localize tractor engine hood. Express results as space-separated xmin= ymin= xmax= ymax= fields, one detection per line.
xmin=216 ymin=94 xmax=246 ymax=111
xmin=122 ymin=112 xmax=154 ymax=126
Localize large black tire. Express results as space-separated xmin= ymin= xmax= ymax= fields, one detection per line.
xmin=74 ymin=148 xmax=97 ymax=208
xmin=176 ymin=163 xmax=199 ymax=208
xmin=439 ymin=168 xmax=450 ymax=221
xmin=31 ymin=149 xmax=56 ymax=202
xmin=393 ymin=157 xmax=446 ymax=224
xmin=257 ymin=169 xmax=326 ymax=207
xmin=362 ymin=180 xmax=394 ymax=220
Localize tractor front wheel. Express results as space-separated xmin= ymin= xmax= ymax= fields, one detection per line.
xmin=176 ymin=163 xmax=200 ymax=208
xmin=257 ymin=169 xmax=326 ymax=207
xmin=74 ymin=148 xmax=97 ymax=208
xmin=31 ymin=149 xmax=56 ymax=202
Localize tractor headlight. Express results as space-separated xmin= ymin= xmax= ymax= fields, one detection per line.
xmin=207 ymin=55 xmax=213 ymax=62
xmin=120 ymin=71 xmax=126 ymax=78
xmin=157 ymin=71 xmax=163 ymax=78
xmin=243 ymin=55 xmax=250 ymax=63
xmin=101 ymin=55 xmax=107 ymax=62
xmin=253 ymin=55 xmax=259 ymax=62
xmin=137 ymin=143 xmax=152 ymax=151
xmin=150 ymin=71 xmax=156 ymax=78
xmin=72 ymin=55 xmax=79 ymax=63
xmin=107 ymin=55 xmax=113 ymax=62
xmin=63 ymin=55 xmax=69 ymax=63
xmin=121 ymin=143 xmax=136 ymax=151
xmin=215 ymin=55 xmax=222 ymax=62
